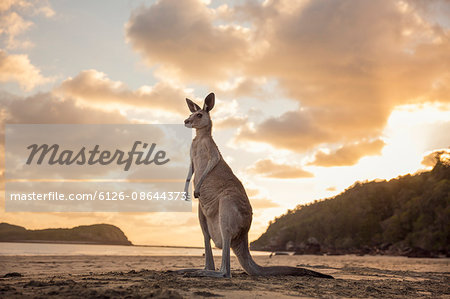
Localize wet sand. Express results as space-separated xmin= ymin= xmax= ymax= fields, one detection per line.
xmin=0 ymin=255 xmax=448 ymax=298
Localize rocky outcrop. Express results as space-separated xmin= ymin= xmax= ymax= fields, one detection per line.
xmin=0 ymin=223 xmax=132 ymax=245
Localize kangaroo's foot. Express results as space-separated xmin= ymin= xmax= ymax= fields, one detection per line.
xmin=181 ymin=269 xmax=230 ymax=278
xmin=173 ymin=268 xmax=199 ymax=274
xmin=173 ymin=265 xmax=215 ymax=274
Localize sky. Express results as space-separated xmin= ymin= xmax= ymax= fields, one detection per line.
xmin=0 ymin=0 xmax=449 ymax=246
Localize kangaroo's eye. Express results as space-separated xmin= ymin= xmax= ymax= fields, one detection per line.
xmin=196 ymin=113 xmax=202 ymax=118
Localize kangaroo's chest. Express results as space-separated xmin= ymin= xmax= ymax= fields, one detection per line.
xmin=191 ymin=138 xmax=221 ymax=218
xmin=191 ymin=139 xmax=210 ymax=184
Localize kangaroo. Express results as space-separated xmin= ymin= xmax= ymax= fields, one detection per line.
xmin=181 ymin=93 xmax=333 ymax=279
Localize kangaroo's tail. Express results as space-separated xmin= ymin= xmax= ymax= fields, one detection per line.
xmin=231 ymin=235 xmax=334 ymax=278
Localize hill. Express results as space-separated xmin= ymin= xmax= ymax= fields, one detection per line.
xmin=250 ymin=153 xmax=449 ymax=257
xmin=0 ymin=223 xmax=132 ymax=245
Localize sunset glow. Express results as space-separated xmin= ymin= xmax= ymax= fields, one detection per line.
xmin=1 ymin=0 xmax=449 ymax=246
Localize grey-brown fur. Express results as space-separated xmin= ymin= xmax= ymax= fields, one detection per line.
xmin=181 ymin=93 xmax=333 ymax=279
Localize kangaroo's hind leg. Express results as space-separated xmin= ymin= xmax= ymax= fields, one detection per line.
xmin=175 ymin=205 xmax=215 ymax=274
xmin=180 ymin=198 xmax=235 ymax=278
xmin=199 ymin=205 xmax=215 ymax=270
xmin=181 ymin=228 xmax=232 ymax=278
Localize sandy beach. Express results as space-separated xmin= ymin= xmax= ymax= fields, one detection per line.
xmin=0 ymin=254 xmax=448 ymax=298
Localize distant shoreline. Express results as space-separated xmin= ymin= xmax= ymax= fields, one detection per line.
xmin=0 ymin=240 xmax=203 ymax=249
xmin=0 ymin=240 xmax=132 ymax=246
xmin=133 ymin=244 xmax=204 ymax=249
xmin=2 ymin=242 xmax=447 ymax=258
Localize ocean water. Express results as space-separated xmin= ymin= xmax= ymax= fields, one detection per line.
xmin=0 ymin=242 xmax=270 ymax=256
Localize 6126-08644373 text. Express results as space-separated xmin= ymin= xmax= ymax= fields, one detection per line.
xmin=9 ymin=191 xmax=188 ymax=201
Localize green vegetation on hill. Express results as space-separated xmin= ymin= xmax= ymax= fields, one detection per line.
xmin=0 ymin=223 xmax=132 ymax=245
xmin=250 ymin=154 xmax=449 ymax=257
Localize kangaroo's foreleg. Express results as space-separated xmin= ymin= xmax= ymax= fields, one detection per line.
xmin=184 ymin=160 xmax=194 ymax=200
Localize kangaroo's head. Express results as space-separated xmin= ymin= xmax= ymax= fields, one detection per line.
xmin=184 ymin=93 xmax=215 ymax=129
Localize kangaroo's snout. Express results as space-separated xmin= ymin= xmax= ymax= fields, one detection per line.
xmin=184 ymin=118 xmax=193 ymax=128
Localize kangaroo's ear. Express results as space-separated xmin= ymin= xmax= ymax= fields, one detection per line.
xmin=186 ymin=98 xmax=201 ymax=112
xmin=203 ymin=93 xmax=215 ymax=112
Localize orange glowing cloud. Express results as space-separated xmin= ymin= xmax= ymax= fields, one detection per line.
xmin=126 ymin=0 xmax=450 ymax=163
xmin=0 ymin=50 xmax=52 ymax=90
xmin=247 ymin=159 xmax=314 ymax=179
xmin=58 ymin=70 xmax=189 ymax=115
xmin=309 ymin=139 xmax=386 ymax=167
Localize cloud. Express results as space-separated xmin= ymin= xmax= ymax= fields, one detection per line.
xmin=57 ymin=69 xmax=189 ymax=115
xmin=216 ymin=77 xmax=280 ymax=100
xmin=0 ymin=0 xmax=32 ymax=12
xmin=0 ymin=90 xmax=129 ymax=174
xmin=421 ymin=148 xmax=450 ymax=167
xmin=0 ymin=0 xmax=54 ymax=16
xmin=240 ymin=0 xmax=449 ymax=151
xmin=0 ymin=11 xmax=33 ymax=48
xmin=237 ymin=109 xmax=332 ymax=152
xmin=247 ymin=158 xmax=314 ymax=179
xmin=0 ymin=50 xmax=52 ymax=90
xmin=250 ymin=197 xmax=280 ymax=209
xmin=0 ymin=0 xmax=54 ymax=49
xmin=236 ymin=107 xmax=382 ymax=152
xmin=214 ymin=115 xmax=248 ymax=129
xmin=0 ymin=91 xmax=128 ymax=125
xmin=125 ymin=0 xmax=250 ymax=82
xmin=309 ymin=139 xmax=386 ymax=167
xmin=245 ymin=187 xmax=279 ymax=209
xmin=126 ymin=0 xmax=450 ymax=154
